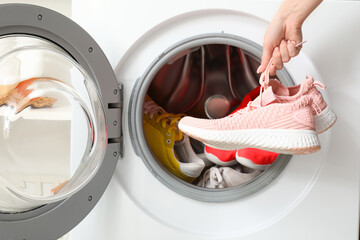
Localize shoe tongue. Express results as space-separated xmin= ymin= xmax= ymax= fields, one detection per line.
xmin=252 ymin=86 xmax=279 ymax=106
xmin=268 ymin=79 xmax=290 ymax=96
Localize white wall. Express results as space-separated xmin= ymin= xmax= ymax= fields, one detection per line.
xmin=0 ymin=0 xmax=71 ymax=17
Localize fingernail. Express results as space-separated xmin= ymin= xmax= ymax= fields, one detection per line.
xmin=274 ymin=47 xmax=279 ymax=51
xmin=257 ymin=65 xmax=261 ymax=73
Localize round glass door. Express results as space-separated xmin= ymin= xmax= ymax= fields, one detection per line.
xmin=0 ymin=35 xmax=107 ymax=213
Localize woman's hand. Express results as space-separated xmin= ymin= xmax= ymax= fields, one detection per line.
xmin=257 ymin=16 xmax=303 ymax=75
xmin=257 ymin=0 xmax=322 ymax=75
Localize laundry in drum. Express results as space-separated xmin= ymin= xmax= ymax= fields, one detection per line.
xmin=0 ymin=77 xmax=57 ymax=113
xmin=144 ymin=44 xmax=279 ymax=188
xmin=197 ymin=164 xmax=262 ymax=189
xmin=178 ymin=58 xmax=337 ymax=155
xmin=143 ymin=94 xmax=266 ymax=188
xmin=143 ymin=95 xmax=205 ymax=183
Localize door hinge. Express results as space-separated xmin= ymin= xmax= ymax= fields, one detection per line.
xmin=107 ymin=83 xmax=123 ymax=159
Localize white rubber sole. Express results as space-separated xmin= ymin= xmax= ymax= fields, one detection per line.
xmin=179 ymin=124 xmax=321 ymax=155
xmin=315 ymin=106 xmax=337 ymax=134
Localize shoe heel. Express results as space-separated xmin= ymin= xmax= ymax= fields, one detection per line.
xmin=315 ymin=106 xmax=337 ymax=134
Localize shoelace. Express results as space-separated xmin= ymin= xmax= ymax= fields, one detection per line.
xmin=305 ymin=75 xmax=326 ymax=115
xmin=258 ymin=59 xmax=324 ymax=116
xmin=258 ymin=40 xmax=308 ymax=106
xmin=228 ymin=47 xmax=281 ymax=117
xmin=198 ymin=167 xmax=223 ymax=187
xmin=228 ymin=100 xmax=259 ymax=117
xmin=144 ymin=98 xmax=185 ymax=142
xmin=144 ymin=100 xmax=165 ymax=118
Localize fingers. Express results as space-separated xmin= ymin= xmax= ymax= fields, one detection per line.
xmin=270 ymin=47 xmax=282 ymax=75
xmin=280 ymin=40 xmax=290 ymax=63
xmin=287 ymin=40 xmax=302 ymax=57
xmin=261 ymin=39 xmax=303 ymax=75
xmin=287 ymin=40 xmax=297 ymax=57
xmin=257 ymin=42 xmax=274 ymax=74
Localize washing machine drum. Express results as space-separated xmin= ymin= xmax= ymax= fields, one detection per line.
xmin=0 ymin=4 xmax=120 ymax=240
xmin=148 ymin=44 xmax=260 ymax=119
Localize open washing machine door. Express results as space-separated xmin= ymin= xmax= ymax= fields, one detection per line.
xmin=0 ymin=4 xmax=121 ymax=240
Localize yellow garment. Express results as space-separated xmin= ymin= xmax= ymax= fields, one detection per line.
xmin=143 ymin=105 xmax=195 ymax=183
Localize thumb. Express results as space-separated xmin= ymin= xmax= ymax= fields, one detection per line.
xmin=257 ymin=43 xmax=274 ymax=73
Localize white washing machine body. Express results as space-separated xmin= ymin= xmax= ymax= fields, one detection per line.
xmin=64 ymin=0 xmax=360 ymax=239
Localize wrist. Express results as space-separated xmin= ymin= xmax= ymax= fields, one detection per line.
xmin=274 ymin=7 xmax=304 ymax=29
xmin=274 ymin=0 xmax=322 ymax=26
xmin=284 ymin=12 xmax=304 ymax=30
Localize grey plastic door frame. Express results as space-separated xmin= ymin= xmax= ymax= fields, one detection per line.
xmin=0 ymin=4 xmax=121 ymax=240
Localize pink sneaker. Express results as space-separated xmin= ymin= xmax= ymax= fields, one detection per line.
xmin=203 ymin=86 xmax=261 ymax=166
xmin=178 ymin=86 xmax=320 ymax=155
xmin=260 ymin=59 xmax=336 ymax=134
xmin=266 ymin=78 xmax=336 ymax=133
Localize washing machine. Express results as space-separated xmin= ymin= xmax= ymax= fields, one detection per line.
xmin=0 ymin=1 xmax=359 ymax=240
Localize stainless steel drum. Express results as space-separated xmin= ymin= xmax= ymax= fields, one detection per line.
xmin=148 ymin=44 xmax=260 ymax=119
